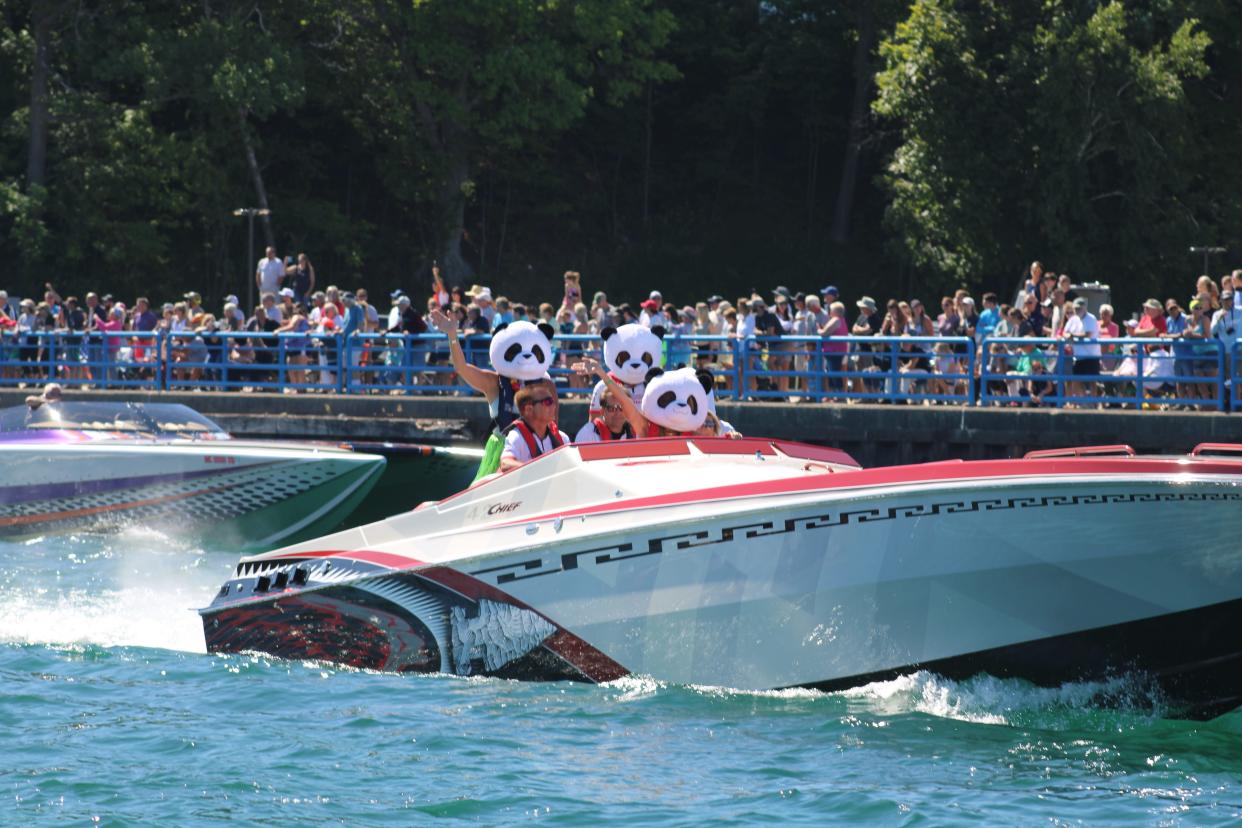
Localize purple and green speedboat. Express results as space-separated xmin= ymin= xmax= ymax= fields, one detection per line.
xmin=0 ymin=401 xmax=385 ymax=550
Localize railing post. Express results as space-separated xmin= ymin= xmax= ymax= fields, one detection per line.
xmin=336 ymin=334 xmax=346 ymax=394
xmin=967 ymin=337 xmax=977 ymax=406
xmin=1134 ymin=344 xmax=1144 ymax=410
xmin=45 ymin=332 xmax=56 ymax=383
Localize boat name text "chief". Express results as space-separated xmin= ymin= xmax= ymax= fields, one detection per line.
xmin=488 ymin=501 xmax=522 ymax=515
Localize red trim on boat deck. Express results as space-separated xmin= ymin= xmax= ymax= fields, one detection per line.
xmin=577 ymin=440 xmax=691 ymax=460
xmin=692 ymin=438 xmax=777 ymax=456
xmin=497 ymin=455 xmax=1242 ymax=528
xmin=281 ymin=549 xmax=424 ymax=569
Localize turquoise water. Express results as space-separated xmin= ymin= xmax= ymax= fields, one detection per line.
xmin=4 ymin=533 xmax=1242 ymax=825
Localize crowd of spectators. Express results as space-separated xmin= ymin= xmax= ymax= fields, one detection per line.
xmin=2 ymin=252 xmax=1240 ymax=407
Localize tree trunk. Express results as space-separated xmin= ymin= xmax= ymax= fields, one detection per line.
xmin=25 ymin=0 xmax=54 ymax=191
xmin=439 ymin=154 xmax=472 ymax=283
xmin=641 ymin=82 xmax=653 ymax=231
xmin=830 ymin=1 xmax=875 ymax=244
xmin=237 ymin=108 xmax=276 ymax=248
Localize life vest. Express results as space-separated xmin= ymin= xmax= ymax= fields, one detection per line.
xmin=644 ymin=422 xmax=688 ymax=439
xmin=592 ymin=418 xmax=634 ymax=441
xmin=490 ymin=376 xmax=525 ymax=434
xmin=508 ymin=419 xmax=564 ymax=458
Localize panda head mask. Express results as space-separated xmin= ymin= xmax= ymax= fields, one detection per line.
xmin=600 ymin=324 xmax=664 ymax=386
xmin=640 ymin=367 xmax=711 ymax=433
xmin=489 ymin=321 xmax=556 ymax=382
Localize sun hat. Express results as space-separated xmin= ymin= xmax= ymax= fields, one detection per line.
xmin=1143 ymin=298 xmax=1162 ymax=310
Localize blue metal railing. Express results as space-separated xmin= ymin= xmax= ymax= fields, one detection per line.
xmin=978 ymin=336 xmax=1225 ymax=410
xmin=0 ymin=327 xmax=1236 ymax=411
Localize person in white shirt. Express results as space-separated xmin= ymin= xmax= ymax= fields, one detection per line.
xmin=256 ymin=247 xmax=285 ymax=295
xmin=474 ymin=288 xmax=496 ymax=326
xmin=573 ymin=387 xmax=636 ymax=443
xmin=1063 ymin=297 xmax=1101 ymax=401
xmin=499 ymin=380 xmax=570 ymax=471
xmin=638 ymin=298 xmax=666 ymax=330
xmin=260 ymin=292 xmax=284 ymax=324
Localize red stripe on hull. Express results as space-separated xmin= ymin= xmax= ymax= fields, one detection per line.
xmin=498 ymin=457 xmax=1242 ymax=528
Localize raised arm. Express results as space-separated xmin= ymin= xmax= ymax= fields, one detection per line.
xmin=575 ymin=355 xmax=647 ymax=436
xmin=428 ymin=307 xmax=500 ymax=402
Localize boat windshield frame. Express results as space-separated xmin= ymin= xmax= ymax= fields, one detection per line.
xmin=0 ymin=401 xmax=229 ymax=439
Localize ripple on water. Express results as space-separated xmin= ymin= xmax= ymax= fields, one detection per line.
xmin=3 ymin=533 xmax=1242 ymax=825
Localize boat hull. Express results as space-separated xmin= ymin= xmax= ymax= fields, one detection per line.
xmin=0 ymin=442 xmax=386 ymax=549
xmin=202 ymin=474 xmax=1242 ymax=717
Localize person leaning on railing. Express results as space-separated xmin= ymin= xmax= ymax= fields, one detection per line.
xmin=1211 ymin=290 xmax=1239 ymax=393
xmin=1184 ymin=300 xmax=1216 ymax=402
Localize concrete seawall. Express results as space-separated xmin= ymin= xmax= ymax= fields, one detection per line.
xmin=5 ymin=388 xmax=1241 ymax=467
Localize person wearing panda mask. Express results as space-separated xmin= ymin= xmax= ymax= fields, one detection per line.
xmin=587 ymin=323 xmax=665 ymax=417
xmin=576 ymin=357 xmax=710 ymax=437
xmin=429 ymin=307 xmax=557 ymax=479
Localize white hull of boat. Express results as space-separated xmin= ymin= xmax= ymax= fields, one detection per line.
xmin=201 ymin=439 xmax=1242 ymax=717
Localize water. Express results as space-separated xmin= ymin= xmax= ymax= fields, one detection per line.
xmin=4 ymin=534 xmax=1242 ymax=826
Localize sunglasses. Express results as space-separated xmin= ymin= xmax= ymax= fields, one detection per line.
xmin=602 ymin=402 xmax=623 ymax=413
xmin=528 ymin=396 xmax=555 ymax=408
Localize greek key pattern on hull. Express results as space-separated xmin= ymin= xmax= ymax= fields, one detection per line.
xmin=469 ymin=490 xmax=1242 ymax=585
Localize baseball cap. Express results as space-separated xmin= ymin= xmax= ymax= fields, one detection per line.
xmin=641 ymin=299 xmax=659 ymax=311
xmin=390 ymin=289 xmax=405 ymax=300
xmin=1073 ymin=297 xmax=1088 ymax=308
xmin=224 ymin=294 xmax=239 ymax=306
xmin=821 ymin=285 xmax=839 ymax=296
xmin=183 ymin=291 xmax=201 ymax=303
xmin=279 ymin=287 xmax=295 ymax=298
xmin=397 ymin=295 xmax=411 ymax=305
xmin=706 ymin=294 xmax=723 ymax=304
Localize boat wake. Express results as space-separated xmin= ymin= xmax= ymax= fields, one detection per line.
xmin=839 ymin=670 xmax=1168 ymax=726
xmin=602 ymin=670 xmax=1170 ymax=727
xmin=0 ymin=527 xmax=233 ymax=655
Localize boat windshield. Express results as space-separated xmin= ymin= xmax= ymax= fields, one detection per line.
xmin=0 ymin=402 xmax=229 ymax=439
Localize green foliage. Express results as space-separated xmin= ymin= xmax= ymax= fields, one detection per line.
xmin=0 ymin=0 xmax=1238 ymax=312
xmin=874 ymin=0 xmax=1222 ymax=305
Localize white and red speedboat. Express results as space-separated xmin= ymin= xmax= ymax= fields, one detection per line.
xmin=200 ymin=437 xmax=1242 ymax=718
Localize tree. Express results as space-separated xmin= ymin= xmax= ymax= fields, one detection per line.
xmin=874 ymin=0 xmax=1212 ymax=304
xmin=323 ymin=0 xmax=675 ymax=283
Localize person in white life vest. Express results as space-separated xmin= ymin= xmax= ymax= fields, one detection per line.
xmin=574 ymin=387 xmax=636 ymax=443
xmin=499 ymin=379 xmax=571 ymax=472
